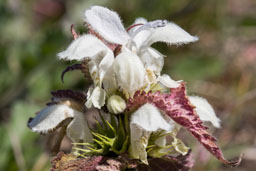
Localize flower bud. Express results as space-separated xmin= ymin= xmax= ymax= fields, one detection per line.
xmin=107 ymin=95 xmax=126 ymax=114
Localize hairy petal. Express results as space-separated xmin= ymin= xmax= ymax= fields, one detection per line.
xmin=189 ymin=96 xmax=221 ymax=128
xmin=85 ymin=6 xmax=130 ymax=45
xmin=58 ymin=34 xmax=113 ymax=61
xmin=129 ymin=103 xmax=171 ymax=164
xmin=28 ymin=104 xmax=74 ymax=134
xmin=141 ymin=22 xmax=198 ymax=50
xmin=157 ymin=74 xmax=181 ymax=88
xmin=58 ymin=35 xmax=114 ymax=85
xmin=140 ymin=48 xmax=165 ymax=75
xmin=28 ymin=104 xmax=92 ymax=143
xmin=127 ymin=83 xmax=242 ymax=167
xmin=129 ymin=125 xmax=151 ymax=164
xmin=131 ymin=103 xmax=171 ymax=132
xmin=113 ymin=50 xmax=147 ymax=96
xmin=102 ymin=66 xmax=118 ymax=95
xmin=85 ymin=86 xmax=106 ymax=109
xmin=66 ymin=109 xmax=93 ymax=143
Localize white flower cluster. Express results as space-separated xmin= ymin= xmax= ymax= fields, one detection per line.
xmin=28 ymin=6 xmax=221 ymax=164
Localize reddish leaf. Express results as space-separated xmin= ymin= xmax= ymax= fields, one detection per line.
xmin=127 ymin=83 xmax=242 ymax=167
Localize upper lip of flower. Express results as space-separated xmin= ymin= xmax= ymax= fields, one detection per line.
xmin=57 ymin=5 xmax=199 ymax=96
xmin=84 ymin=6 xmax=198 ymax=51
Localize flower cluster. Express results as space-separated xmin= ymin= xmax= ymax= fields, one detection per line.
xmin=28 ymin=6 xmax=241 ymax=168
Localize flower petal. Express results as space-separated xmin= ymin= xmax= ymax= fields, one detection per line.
xmin=113 ymin=49 xmax=147 ymax=96
xmin=188 ymin=96 xmax=221 ymax=128
xmin=129 ymin=124 xmax=151 ymax=164
xmin=85 ymin=86 xmax=106 ymax=109
xmin=66 ymin=110 xmax=93 ymax=143
xmin=102 ymin=66 xmax=118 ymax=95
xmin=28 ymin=104 xmax=74 ymax=134
xmin=129 ymin=103 xmax=171 ymax=164
xmin=140 ymin=47 xmax=165 ymax=75
xmin=57 ymin=34 xmax=114 ymax=62
xmin=84 ymin=6 xmax=130 ymax=45
xmin=142 ymin=22 xmax=198 ymax=49
xmin=88 ymin=49 xmax=114 ymax=85
xmin=157 ymin=74 xmax=181 ymax=88
xmin=131 ymin=103 xmax=171 ymax=132
xmin=58 ymin=34 xmax=114 ymax=85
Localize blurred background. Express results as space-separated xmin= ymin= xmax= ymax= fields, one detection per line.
xmin=0 ymin=0 xmax=255 ymax=170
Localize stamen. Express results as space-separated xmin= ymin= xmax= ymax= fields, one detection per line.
xmin=126 ymin=23 xmax=144 ymax=32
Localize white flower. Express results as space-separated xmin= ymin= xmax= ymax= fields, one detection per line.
xmin=107 ymin=95 xmax=126 ymax=114
xmin=57 ymin=6 xmax=198 ymax=107
xmin=58 ymin=35 xmax=113 ymax=108
xmin=28 ymin=103 xmax=93 ymax=143
xmin=189 ymin=96 xmax=221 ymax=128
xmin=85 ymin=86 xmax=106 ymax=109
xmin=113 ymin=48 xmax=148 ymax=96
xmin=129 ymin=103 xmax=174 ymax=164
xmin=84 ymin=6 xmax=198 ymax=91
xmin=58 ymin=34 xmax=114 ymax=86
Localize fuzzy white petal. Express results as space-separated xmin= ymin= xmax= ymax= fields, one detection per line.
xmin=88 ymin=49 xmax=114 ymax=85
xmin=142 ymin=22 xmax=198 ymax=49
xmin=157 ymin=74 xmax=180 ymax=88
xmin=85 ymin=86 xmax=106 ymax=109
xmin=66 ymin=110 xmax=93 ymax=143
xmin=28 ymin=104 xmax=74 ymax=134
xmin=113 ymin=50 xmax=147 ymax=96
xmin=129 ymin=103 xmax=171 ymax=163
xmin=85 ymin=6 xmax=130 ymax=45
xmin=129 ymin=125 xmax=151 ymax=164
xmin=102 ymin=66 xmax=118 ymax=95
xmin=28 ymin=104 xmax=92 ymax=142
xmin=131 ymin=103 xmax=171 ymax=132
xmin=189 ymin=96 xmax=221 ymax=128
xmin=140 ymin=47 xmax=165 ymax=75
xmin=58 ymin=34 xmax=114 ymax=62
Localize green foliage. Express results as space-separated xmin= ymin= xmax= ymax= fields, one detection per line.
xmin=73 ymin=113 xmax=129 ymax=157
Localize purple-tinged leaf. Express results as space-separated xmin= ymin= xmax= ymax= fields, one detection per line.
xmin=127 ymin=83 xmax=242 ymax=167
xmin=61 ymin=63 xmax=83 ymax=83
xmin=50 ymin=89 xmax=86 ymax=105
xmin=61 ymin=59 xmax=92 ymax=83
